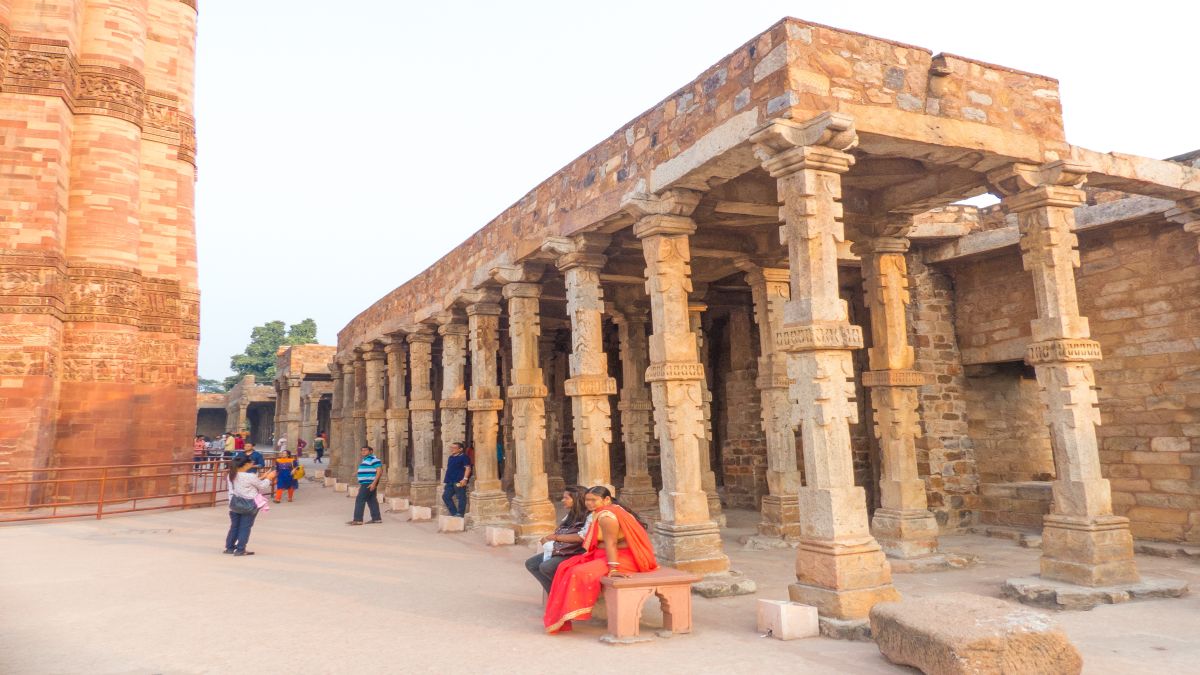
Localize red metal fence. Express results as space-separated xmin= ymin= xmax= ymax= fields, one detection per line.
xmin=0 ymin=457 xmax=277 ymax=523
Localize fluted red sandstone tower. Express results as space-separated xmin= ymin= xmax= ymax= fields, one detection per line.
xmin=0 ymin=0 xmax=198 ymax=477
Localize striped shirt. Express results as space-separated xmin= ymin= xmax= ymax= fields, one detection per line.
xmin=357 ymin=454 xmax=382 ymax=484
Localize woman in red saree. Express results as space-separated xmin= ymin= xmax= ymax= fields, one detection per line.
xmin=543 ymin=486 xmax=658 ymax=633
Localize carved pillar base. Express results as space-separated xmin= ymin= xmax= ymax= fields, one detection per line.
xmin=510 ymin=497 xmax=557 ymax=543
xmin=1041 ymin=514 xmax=1139 ymax=586
xmin=870 ymin=508 xmax=941 ymax=559
xmin=789 ymin=538 xmax=900 ymax=621
xmin=467 ymin=490 xmax=512 ymax=529
xmin=619 ymin=475 xmax=659 ymax=515
xmin=409 ymin=481 xmax=439 ymax=509
xmin=758 ymin=494 xmax=802 ymax=542
xmin=651 ymin=520 xmax=730 ymax=575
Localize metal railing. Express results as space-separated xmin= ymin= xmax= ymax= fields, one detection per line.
xmin=0 ymin=456 xmax=277 ymax=523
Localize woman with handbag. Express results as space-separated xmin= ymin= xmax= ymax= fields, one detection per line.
xmin=274 ymin=450 xmax=298 ymax=503
xmin=524 ymin=486 xmax=589 ymax=594
xmin=225 ymin=456 xmax=275 ymax=556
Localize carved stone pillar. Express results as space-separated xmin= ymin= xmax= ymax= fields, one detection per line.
xmin=751 ymin=113 xmax=898 ymax=624
xmin=299 ymin=393 xmax=317 ymax=453
xmin=328 ymin=361 xmax=344 ymax=470
xmin=285 ymin=375 xmax=302 ymax=453
xmin=990 ymin=161 xmax=1139 ymax=587
xmin=352 ymin=351 xmax=368 ymax=455
xmin=465 ymin=288 xmax=511 ymax=526
xmin=362 ymin=344 xmax=387 ymax=457
xmin=853 ymin=222 xmax=940 ymax=559
xmin=738 ymin=261 xmax=802 ymax=542
xmin=611 ymin=304 xmax=659 ymax=515
xmin=407 ymin=326 xmax=439 ymax=507
xmin=384 ymin=338 xmax=411 ymax=497
xmin=338 ymin=358 xmax=359 ymax=480
xmin=542 ymin=234 xmax=617 ymax=490
xmin=626 ymin=189 xmax=732 ymax=577
xmin=437 ymin=308 xmax=469 ymax=464
xmin=494 ymin=264 xmax=556 ymax=540
xmin=687 ymin=300 xmax=724 ymax=525
xmin=540 ymin=332 xmax=566 ymax=496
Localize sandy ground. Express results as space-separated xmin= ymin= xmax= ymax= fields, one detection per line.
xmin=2 ymin=461 xmax=1197 ymax=674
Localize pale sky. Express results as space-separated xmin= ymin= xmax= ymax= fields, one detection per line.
xmin=194 ymin=0 xmax=1198 ymax=380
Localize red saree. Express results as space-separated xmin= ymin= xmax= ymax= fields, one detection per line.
xmin=543 ymin=504 xmax=658 ymax=633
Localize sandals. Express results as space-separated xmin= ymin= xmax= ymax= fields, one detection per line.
xmin=233 ymin=550 xmax=255 ymax=556
xmin=347 ymin=520 xmax=363 ymax=526
xmin=367 ymin=520 xmax=383 ymax=524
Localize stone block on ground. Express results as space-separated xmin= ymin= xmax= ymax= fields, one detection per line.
xmin=870 ymin=592 xmax=1082 ymax=675
xmin=323 ymin=477 xmax=336 ymax=488
xmin=405 ymin=506 xmax=432 ymax=521
xmin=484 ymin=526 xmax=516 ymax=546
xmin=437 ymin=515 xmax=464 ymax=532
xmin=333 ymin=482 xmax=348 ymax=493
xmin=1002 ymin=576 xmax=1189 ymax=611
xmin=693 ymin=570 xmax=757 ymax=598
xmin=756 ymin=600 xmax=818 ymax=640
xmin=385 ymin=497 xmax=409 ymax=512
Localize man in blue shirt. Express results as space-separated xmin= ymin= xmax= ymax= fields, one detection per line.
xmin=442 ymin=442 xmax=472 ymax=517
xmin=236 ymin=442 xmax=265 ymax=474
xmin=348 ymin=446 xmax=384 ymax=525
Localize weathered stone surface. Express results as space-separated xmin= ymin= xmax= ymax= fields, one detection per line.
xmin=484 ymin=526 xmax=516 ymax=546
xmin=409 ymin=506 xmax=433 ymax=522
xmin=871 ymin=593 xmax=1083 ymax=675
xmin=437 ymin=515 xmax=465 ymax=533
xmin=756 ymin=600 xmax=818 ymax=640
xmin=1002 ymin=576 xmax=1189 ymax=611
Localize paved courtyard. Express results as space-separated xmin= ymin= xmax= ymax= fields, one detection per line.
xmin=2 ymin=461 xmax=1197 ymax=674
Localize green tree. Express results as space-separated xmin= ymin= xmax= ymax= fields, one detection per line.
xmin=197 ymin=377 xmax=226 ymax=393
xmin=223 ymin=318 xmax=319 ymax=390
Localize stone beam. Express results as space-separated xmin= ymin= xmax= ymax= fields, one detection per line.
xmin=1068 ymin=146 xmax=1200 ymax=201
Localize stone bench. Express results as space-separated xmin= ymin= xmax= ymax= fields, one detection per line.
xmin=870 ymin=592 xmax=1082 ymax=674
xmin=598 ymin=567 xmax=701 ymax=644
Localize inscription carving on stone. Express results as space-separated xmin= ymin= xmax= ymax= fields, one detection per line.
xmin=1025 ymin=339 xmax=1103 ymax=365
xmin=562 ymin=375 xmax=617 ymax=396
xmin=67 ymin=266 xmax=142 ymax=325
xmin=76 ymin=63 xmax=146 ymax=125
xmin=644 ymin=362 xmax=706 ymax=383
xmin=775 ymin=324 xmax=864 ymax=352
xmin=861 ymin=369 xmax=932 ymax=388
xmin=3 ymin=41 xmax=76 ymax=101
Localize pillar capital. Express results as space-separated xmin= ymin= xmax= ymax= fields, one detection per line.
xmin=286 ymin=376 xmax=302 ymax=387
xmin=491 ymin=262 xmax=545 ymax=287
xmin=1166 ymin=195 xmax=1200 ymax=236
xmin=462 ymin=288 xmax=502 ymax=315
xmin=359 ymin=348 xmax=385 ymax=361
xmin=383 ymin=339 xmax=406 ymax=355
xmin=621 ymin=188 xmax=702 ymax=219
xmin=437 ymin=307 xmax=468 ymax=334
xmin=750 ymin=112 xmax=857 ymax=178
xmin=406 ymin=325 xmax=437 ymax=344
xmin=987 ymin=160 xmax=1088 ymax=212
xmin=542 ymin=233 xmax=610 ymax=272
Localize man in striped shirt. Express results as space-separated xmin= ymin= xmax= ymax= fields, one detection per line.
xmin=348 ymin=446 xmax=384 ymax=525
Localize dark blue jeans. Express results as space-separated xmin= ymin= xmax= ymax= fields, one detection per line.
xmin=225 ymin=509 xmax=257 ymax=552
xmin=442 ymin=483 xmax=467 ymax=517
xmin=353 ymin=484 xmax=381 ymax=522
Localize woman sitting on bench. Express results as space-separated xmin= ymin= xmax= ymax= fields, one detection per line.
xmin=543 ymin=486 xmax=658 ymax=634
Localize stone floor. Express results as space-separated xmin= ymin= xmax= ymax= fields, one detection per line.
xmin=1 ymin=462 xmax=1196 ymax=674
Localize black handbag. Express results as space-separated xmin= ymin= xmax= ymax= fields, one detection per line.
xmin=229 ymin=494 xmax=257 ymax=514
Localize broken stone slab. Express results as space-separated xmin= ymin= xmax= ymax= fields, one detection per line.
xmin=484 ymin=526 xmax=516 ymax=546
xmin=385 ymin=497 xmax=409 ymax=512
xmin=1134 ymin=541 xmax=1200 ymax=560
xmin=693 ymin=570 xmax=757 ymax=598
xmin=888 ymin=552 xmax=979 ymax=574
xmin=408 ymin=506 xmax=433 ymax=522
xmin=871 ymin=592 xmax=1083 ymax=674
xmin=333 ymin=482 xmax=348 ymax=493
xmin=756 ymin=600 xmax=818 ymax=640
xmin=437 ymin=515 xmax=465 ymax=532
xmin=1002 ymin=575 xmax=1189 ymax=611
xmin=820 ymin=617 xmax=872 ymax=642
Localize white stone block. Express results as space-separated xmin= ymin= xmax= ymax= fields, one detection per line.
xmin=323 ymin=477 xmax=336 ymax=488
xmin=756 ymin=600 xmax=819 ymax=640
xmin=386 ymin=497 xmax=409 ymax=512
xmin=333 ymin=482 xmax=348 ymax=493
xmin=409 ymin=506 xmax=433 ymax=521
xmin=438 ymin=515 xmax=465 ymax=532
xmin=484 ymin=527 xmax=516 ymax=546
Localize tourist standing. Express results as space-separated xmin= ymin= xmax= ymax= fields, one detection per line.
xmin=223 ymin=432 xmax=236 ymax=456
xmin=525 ymin=486 xmax=589 ymax=594
xmin=347 ymin=446 xmax=383 ymax=525
xmin=313 ymin=433 xmax=325 ymax=464
xmin=295 ymin=437 xmax=307 ymax=458
xmin=224 ymin=456 xmax=276 ymax=556
xmin=276 ymin=434 xmax=288 ymax=455
xmin=234 ymin=433 xmax=245 ymax=452
xmin=543 ymin=486 xmax=658 ymax=633
xmin=441 ymin=442 xmax=472 ymax=517
xmin=237 ymin=441 xmax=264 ymax=474
xmin=274 ymin=449 xmax=298 ymax=503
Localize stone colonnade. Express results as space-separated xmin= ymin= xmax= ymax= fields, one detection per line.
xmin=327 ymin=110 xmax=1147 ymax=622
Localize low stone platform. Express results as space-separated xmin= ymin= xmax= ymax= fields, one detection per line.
xmin=887 ymin=552 xmax=978 ymax=574
xmin=1002 ymin=576 xmax=1189 ymax=611
xmin=871 ymin=592 xmax=1083 ymax=674
xmin=693 ymin=570 xmax=757 ymax=598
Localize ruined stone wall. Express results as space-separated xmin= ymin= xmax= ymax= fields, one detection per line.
xmin=907 ymin=255 xmax=978 ymax=530
xmin=0 ymin=1 xmax=198 ymax=486
xmin=1077 ymin=220 xmax=1200 ymax=543
xmin=946 ymin=215 xmax=1200 ymax=542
